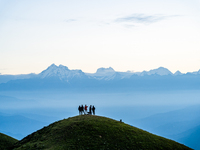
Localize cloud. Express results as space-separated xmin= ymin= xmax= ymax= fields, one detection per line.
xmin=115 ymin=14 xmax=177 ymax=26
xmin=64 ymin=19 xmax=76 ymax=23
xmin=123 ymin=24 xmax=136 ymax=28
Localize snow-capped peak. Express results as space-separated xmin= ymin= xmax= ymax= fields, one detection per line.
xmin=96 ymin=67 xmax=115 ymax=74
xmin=148 ymin=67 xmax=172 ymax=75
xmin=94 ymin=67 xmax=115 ymax=77
xmin=39 ymin=64 xmax=85 ymax=80
xmin=174 ymin=70 xmax=183 ymax=76
xmin=191 ymin=69 xmax=200 ymax=75
xmin=139 ymin=67 xmax=173 ymax=76
xmin=87 ymin=67 xmax=116 ymax=80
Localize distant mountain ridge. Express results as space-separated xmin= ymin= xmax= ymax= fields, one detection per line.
xmin=28 ymin=64 xmax=200 ymax=79
xmin=133 ymin=105 xmax=200 ymax=150
xmin=174 ymin=70 xmax=183 ymax=76
xmin=1 ymin=64 xmax=200 ymax=82
xmin=1 ymin=64 xmax=200 ymax=90
xmin=39 ymin=64 xmax=86 ymax=81
xmin=138 ymin=67 xmax=173 ymax=76
xmin=0 ymin=73 xmax=37 ymax=84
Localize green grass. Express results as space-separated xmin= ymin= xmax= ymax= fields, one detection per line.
xmin=0 ymin=133 xmax=18 ymax=150
xmin=12 ymin=115 xmax=192 ymax=150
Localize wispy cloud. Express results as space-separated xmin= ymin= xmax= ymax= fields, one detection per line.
xmin=115 ymin=14 xmax=178 ymax=27
xmin=64 ymin=19 xmax=77 ymax=23
xmin=116 ymin=14 xmax=166 ymax=23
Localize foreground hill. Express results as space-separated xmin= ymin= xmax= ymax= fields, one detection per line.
xmin=11 ymin=115 xmax=191 ymax=150
xmin=0 ymin=133 xmax=18 ymax=150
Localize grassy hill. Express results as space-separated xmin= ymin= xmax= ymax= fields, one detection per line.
xmin=11 ymin=115 xmax=192 ymax=150
xmin=0 ymin=133 xmax=18 ymax=150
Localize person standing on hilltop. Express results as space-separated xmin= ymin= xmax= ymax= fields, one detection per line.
xmin=78 ymin=105 xmax=81 ymax=115
xmin=89 ymin=105 xmax=92 ymax=115
xmin=80 ymin=105 xmax=84 ymax=115
xmin=84 ymin=104 xmax=88 ymax=114
xmin=92 ymin=105 xmax=95 ymax=115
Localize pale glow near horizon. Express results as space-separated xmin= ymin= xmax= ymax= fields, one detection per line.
xmin=0 ymin=0 xmax=200 ymax=75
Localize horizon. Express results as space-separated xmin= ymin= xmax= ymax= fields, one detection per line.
xmin=1 ymin=63 xmax=200 ymax=75
xmin=0 ymin=1 xmax=200 ymax=75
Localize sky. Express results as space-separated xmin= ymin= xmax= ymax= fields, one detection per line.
xmin=0 ymin=0 xmax=200 ymax=75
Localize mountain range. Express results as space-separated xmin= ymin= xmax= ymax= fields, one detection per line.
xmin=0 ymin=64 xmax=200 ymax=90
xmin=133 ymin=105 xmax=200 ymax=150
xmin=1 ymin=64 xmax=200 ymax=82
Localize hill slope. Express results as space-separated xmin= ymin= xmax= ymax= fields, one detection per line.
xmin=12 ymin=115 xmax=192 ymax=150
xmin=0 ymin=133 xmax=18 ymax=150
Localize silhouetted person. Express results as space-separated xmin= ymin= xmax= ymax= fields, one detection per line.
xmin=84 ymin=104 xmax=88 ymax=114
xmin=88 ymin=105 xmax=92 ymax=115
xmin=78 ymin=105 xmax=81 ymax=115
xmin=80 ymin=105 xmax=84 ymax=115
xmin=92 ymin=105 xmax=95 ymax=115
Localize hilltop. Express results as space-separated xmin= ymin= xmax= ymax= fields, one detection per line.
xmin=0 ymin=133 xmax=18 ymax=150
xmin=11 ymin=115 xmax=192 ymax=150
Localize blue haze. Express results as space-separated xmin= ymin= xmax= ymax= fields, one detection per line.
xmin=0 ymin=64 xmax=200 ymax=149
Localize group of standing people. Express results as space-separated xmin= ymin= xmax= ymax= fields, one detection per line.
xmin=78 ymin=105 xmax=95 ymax=115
